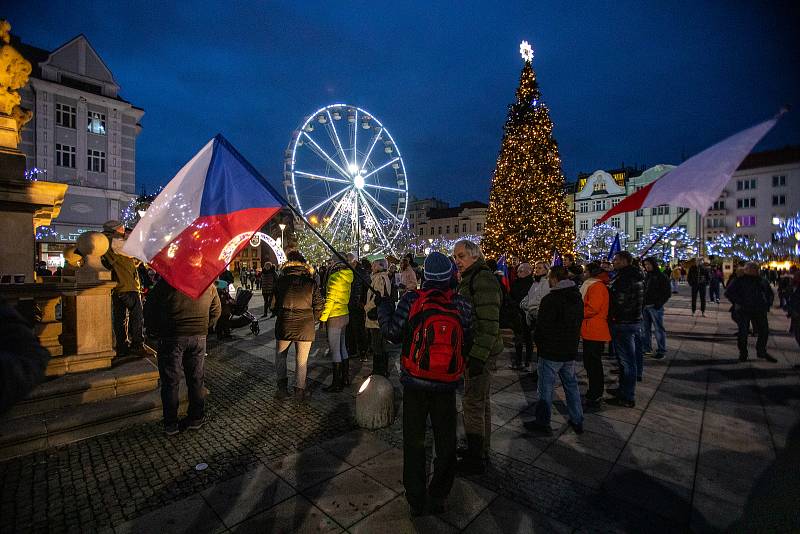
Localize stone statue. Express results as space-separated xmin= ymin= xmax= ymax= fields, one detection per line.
xmin=0 ymin=20 xmax=33 ymax=147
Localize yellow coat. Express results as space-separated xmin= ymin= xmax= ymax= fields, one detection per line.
xmin=320 ymin=266 xmax=353 ymax=321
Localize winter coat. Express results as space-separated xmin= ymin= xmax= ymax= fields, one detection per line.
xmin=521 ymin=274 xmax=550 ymax=323
xmin=261 ymin=268 xmax=278 ymax=294
xmin=399 ymin=266 xmax=418 ymax=291
xmin=457 ymin=259 xmax=504 ymax=361
xmin=534 ymin=281 xmax=584 ymax=361
xmin=609 ymin=265 xmax=645 ymax=324
xmin=510 ymin=276 xmax=533 ymax=307
xmin=101 ymin=232 xmax=141 ymax=293
xmin=688 ymin=265 xmax=710 ymax=287
xmin=144 ymin=279 xmax=221 ymax=338
xmin=365 ymin=270 xmax=391 ymax=329
xmin=320 ymin=263 xmax=353 ymax=321
xmin=725 ymin=275 xmax=774 ymax=315
xmin=349 ymin=265 xmax=368 ymax=308
xmin=644 ymin=269 xmax=671 ymax=308
xmin=579 ymin=273 xmax=611 ymax=342
xmin=377 ymin=279 xmax=473 ymax=392
xmin=273 ymin=262 xmax=324 ymax=341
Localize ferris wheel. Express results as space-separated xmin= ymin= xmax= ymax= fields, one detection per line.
xmin=283 ymin=104 xmax=408 ymax=253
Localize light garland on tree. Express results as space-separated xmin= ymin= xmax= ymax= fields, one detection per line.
xmin=24 ymin=167 xmax=46 ymax=181
xmin=705 ymin=233 xmax=769 ymax=262
xmin=633 ymin=226 xmax=698 ymax=264
xmin=481 ymin=41 xmax=575 ymax=262
xmin=575 ymin=223 xmax=629 ymax=261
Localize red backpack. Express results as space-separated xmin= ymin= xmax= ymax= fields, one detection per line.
xmin=402 ymin=288 xmax=465 ymax=382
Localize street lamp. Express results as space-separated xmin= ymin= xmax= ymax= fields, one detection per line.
xmin=670 ymin=239 xmax=677 ymax=265
xmin=278 ymin=223 xmax=286 ymax=248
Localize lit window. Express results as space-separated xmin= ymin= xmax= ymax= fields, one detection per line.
xmin=87 ymin=111 xmax=106 ymax=135
xmin=56 ymin=143 xmax=76 ymax=168
xmin=735 ymin=215 xmax=756 ymax=227
xmin=56 ymin=103 xmax=76 ymax=129
xmin=87 ymin=149 xmax=106 ymax=173
xmin=593 ymin=180 xmax=605 ymax=192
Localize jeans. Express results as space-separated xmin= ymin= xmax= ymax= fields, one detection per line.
xmin=276 ymin=340 xmax=312 ymax=388
xmin=157 ymin=336 xmax=206 ymax=425
xmin=691 ymin=284 xmax=707 ymax=313
xmin=581 ymin=340 xmax=605 ymax=401
xmin=327 ymin=315 xmax=349 ymax=362
xmin=112 ymin=291 xmax=144 ymax=352
xmin=535 ymin=359 xmax=584 ymax=426
xmin=369 ymin=328 xmax=389 ymax=377
xmin=709 ymin=281 xmax=721 ymax=302
xmin=611 ymin=322 xmax=642 ymax=401
xmin=670 ymin=279 xmax=679 ymax=293
xmin=463 ymin=351 xmax=498 ymax=455
xmin=402 ymin=387 xmax=456 ymax=510
xmin=734 ymin=310 xmax=769 ymax=357
xmin=641 ymin=305 xmax=666 ymax=354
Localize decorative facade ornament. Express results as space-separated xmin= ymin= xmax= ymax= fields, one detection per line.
xmin=0 ymin=20 xmax=33 ymax=148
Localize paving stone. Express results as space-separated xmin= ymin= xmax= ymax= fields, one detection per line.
xmin=349 ymin=494 xmax=457 ymax=534
xmin=618 ymin=443 xmax=696 ymax=489
xmin=267 ymin=446 xmax=351 ymax=492
xmin=489 ymin=426 xmax=549 ymax=464
xmin=689 ymin=491 xmax=743 ymax=533
xmin=628 ymin=425 xmax=699 ymax=460
xmin=556 ymin=430 xmax=626 ymax=463
xmin=114 ymin=494 xmax=225 ymax=534
xmin=229 ymin=494 xmax=341 ymax=533
xmin=580 ymin=413 xmax=636 ymax=440
xmin=533 ymin=443 xmax=614 ymax=489
xmin=200 ymin=464 xmax=296 ymax=527
xmin=355 ymin=447 xmax=404 ymax=494
xmin=602 ymin=466 xmax=692 ymax=524
xmin=463 ymin=495 xmax=571 ymax=533
xmin=302 ymin=467 xmax=396 ymax=528
xmin=435 ymin=477 xmax=497 ymax=530
xmin=638 ymin=410 xmax=702 ymax=441
xmin=318 ymin=429 xmax=392 ymax=466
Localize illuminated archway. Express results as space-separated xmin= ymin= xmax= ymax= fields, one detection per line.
xmin=250 ymin=232 xmax=287 ymax=264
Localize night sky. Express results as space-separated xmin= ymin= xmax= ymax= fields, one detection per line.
xmin=7 ymin=1 xmax=800 ymax=204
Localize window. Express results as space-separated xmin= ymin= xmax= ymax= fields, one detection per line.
xmin=737 ymin=198 xmax=756 ymax=209
xmin=736 ymin=178 xmax=756 ymax=191
xmin=635 ymin=209 xmax=644 ymax=217
xmin=476 ymin=222 xmax=482 ymax=231
xmin=408 ymin=213 xmax=413 ymax=219
xmin=651 ymin=205 xmax=670 ymax=215
xmin=580 ymin=220 xmax=588 ymax=230
xmin=773 ymin=195 xmax=786 ymax=206
xmin=431 ymin=227 xmax=435 ymax=235
xmin=87 ymin=149 xmax=106 ymax=172
xmin=445 ymin=225 xmax=450 ymax=234
xmin=55 ymin=103 xmax=76 ymax=129
xmin=87 ymin=111 xmax=106 ymax=135
xmin=592 ymin=199 xmax=606 ymax=212
xmin=712 ymin=200 xmax=725 ymax=210
xmin=610 ymin=217 xmax=620 ymax=229
xmin=635 ymin=227 xmax=643 ymax=241
xmin=612 ymin=198 xmax=621 ymax=207
xmin=55 ymin=143 xmax=76 ymax=168
xmin=772 ymin=175 xmax=786 ymax=187
xmin=462 ymin=223 xmax=466 ymax=232
xmin=418 ymin=227 xmax=424 ymax=236
xmin=678 ymin=207 xmax=689 ymax=214
xmin=593 ymin=180 xmax=606 ymax=192
xmin=579 ymin=202 xmax=588 ymax=213
xmin=736 ymin=215 xmax=756 ymax=227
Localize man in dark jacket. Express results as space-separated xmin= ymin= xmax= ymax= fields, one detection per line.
xmin=145 ymin=279 xmax=221 ymax=435
xmin=260 ymin=262 xmax=278 ymax=318
xmin=272 ymin=252 xmax=325 ymax=401
xmin=345 ymin=254 xmax=370 ymax=362
xmin=525 ymin=266 xmax=585 ymax=434
xmin=607 ymin=251 xmax=645 ymax=407
xmin=687 ymin=260 xmax=710 ymax=316
xmin=725 ymin=262 xmax=776 ymax=362
xmin=378 ymin=252 xmax=473 ymax=517
xmin=509 ymin=263 xmax=534 ymax=370
xmin=641 ymin=257 xmax=671 ymax=360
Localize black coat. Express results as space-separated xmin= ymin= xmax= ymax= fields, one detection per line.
xmin=725 ymin=275 xmax=774 ymax=315
xmin=534 ymin=283 xmax=584 ymax=361
xmin=644 ymin=270 xmax=671 ymax=308
xmin=609 ymin=266 xmax=645 ymax=324
xmin=510 ymin=275 xmax=533 ymax=306
xmin=274 ymin=262 xmax=324 ymax=341
xmin=145 ymin=280 xmax=221 ymax=337
xmin=261 ymin=268 xmax=278 ymax=293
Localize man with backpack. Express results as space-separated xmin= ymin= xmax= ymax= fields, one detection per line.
xmin=377 ymin=252 xmax=473 ymax=516
xmin=452 ymin=240 xmax=503 ymax=475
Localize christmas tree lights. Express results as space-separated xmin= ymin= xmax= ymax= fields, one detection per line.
xmin=481 ymin=41 xmax=574 ymax=261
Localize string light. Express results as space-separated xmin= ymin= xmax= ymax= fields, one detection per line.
xmin=576 ymin=223 xmax=629 ymax=261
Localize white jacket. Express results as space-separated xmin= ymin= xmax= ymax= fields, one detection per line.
xmin=521 ymin=275 xmax=550 ymax=323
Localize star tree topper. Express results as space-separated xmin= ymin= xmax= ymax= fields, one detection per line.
xmin=519 ymin=40 xmax=533 ymax=63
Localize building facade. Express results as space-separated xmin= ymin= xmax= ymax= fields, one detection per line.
xmin=16 ymin=34 xmax=144 ymax=267
xmin=406 ymin=197 xmax=487 ymax=244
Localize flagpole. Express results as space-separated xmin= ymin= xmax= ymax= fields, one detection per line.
xmin=637 ymin=209 xmax=691 ymax=259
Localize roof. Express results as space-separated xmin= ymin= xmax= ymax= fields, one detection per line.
xmin=737 ymin=145 xmax=800 ymax=170
xmin=426 ymin=201 xmax=487 ymax=220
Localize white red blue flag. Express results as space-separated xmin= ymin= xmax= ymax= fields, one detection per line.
xmin=123 ymin=135 xmax=284 ymax=298
xmin=551 ymin=249 xmax=563 ymax=267
xmin=497 ymin=254 xmax=510 ymax=291
xmin=607 ymin=233 xmax=621 ymax=261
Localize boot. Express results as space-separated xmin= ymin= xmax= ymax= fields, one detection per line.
xmin=341 ymin=358 xmax=351 ymax=386
xmin=455 ymin=434 xmax=485 ymax=475
xmin=274 ymin=378 xmax=290 ymax=400
xmin=323 ymin=363 xmax=343 ymax=392
xmin=294 ymin=387 xmax=307 ymax=403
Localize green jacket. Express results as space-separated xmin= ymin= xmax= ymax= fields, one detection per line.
xmin=102 ymin=233 xmax=141 ymax=294
xmin=458 ymin=259 xmax=503 ymax=361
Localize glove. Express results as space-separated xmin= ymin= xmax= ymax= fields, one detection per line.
xmin=468 ymin=357 xmax=485 ymax=377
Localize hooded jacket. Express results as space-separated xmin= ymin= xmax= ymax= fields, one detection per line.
xmin=274 ymin=262 xmax=325 ymax=341
xmin=609 ymin=265 xmax=645 ymax=324
xmin=534 ymin=280 xmax=584 ymax=361
xmin=644 ymin=267 xmax=672 ymax=308
xmin=365 ymin=269 xmax=391 ymax=329
xmin=102 ymin=232 xmax=141 ymax=293
xmin=521 ymin=274 xmax=550 ymax=322
xmin=144 ymin=279 xmax=221 ymax=338
xmin=320 ymin=262 xmax=353 ymax=321
xmin=458 ymin=259 xmax=504 ymax=361
xmin=580 ymin=273 xmax=611 ymax=342
xmin=725 ymin=274 xmax=774 ymax=314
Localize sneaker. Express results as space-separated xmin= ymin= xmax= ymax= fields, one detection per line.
xmin=757 ymin=353 xmax=778 ymax=363
xmin=180 ymin=417 xmax=206 ymax=431
xmin=522 ymin=420 xmax=553 ymax=434
xmin=652 ymin=352 xmax=666 ymax=360
xmin=568 ymin=420 xmax=584 ymax=434
xmin=164 ymin=423 xmax=179 ymax=436
xmin=606 ymin=397 xmax=635 ymax=408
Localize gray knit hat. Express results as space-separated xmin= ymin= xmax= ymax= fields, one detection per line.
xmin=424 ymin=252 xmax=452 ymax=282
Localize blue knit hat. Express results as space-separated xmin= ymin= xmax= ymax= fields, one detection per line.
xmin=424 ymin=252 xmax=453 ymax=282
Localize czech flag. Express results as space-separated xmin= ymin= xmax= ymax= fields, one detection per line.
xmin=123 ymin=135 xmax=284 ymax=298
xmin=551 ymin=249 xmax=563 ymax=267
xmin=496 ymin=255 xmax=510 ymax=291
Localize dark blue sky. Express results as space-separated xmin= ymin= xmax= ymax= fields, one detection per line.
xmin=8 ymin=1 xmax=800 ymax=204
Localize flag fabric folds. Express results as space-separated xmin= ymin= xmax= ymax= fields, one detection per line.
xmin=607 ymin=233 xmax=621 ymax=261
xmin=597 ymin=111 xmax=785 ymax=224
xmin=551 ymin=249 xmax=563 ymax=267
xmin=496 ymin=254 xmax=510 ymax=291
xmin=123 ymin=135 xmax=284 ymax=298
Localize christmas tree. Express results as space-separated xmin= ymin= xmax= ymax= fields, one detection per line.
xmin=481 ymin=41 xmax=575 ymax=261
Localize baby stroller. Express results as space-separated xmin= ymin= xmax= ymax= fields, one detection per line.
xmin=217 ymin=284 xmax=260 ymax=336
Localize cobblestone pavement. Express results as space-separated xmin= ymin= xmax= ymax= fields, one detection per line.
xmin=1 ymin=286 xmax=798 ymax=533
